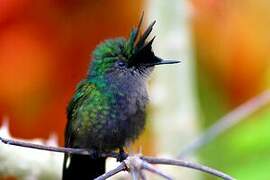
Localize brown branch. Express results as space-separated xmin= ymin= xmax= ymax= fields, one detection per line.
xmin=178 ymin=90 xmax=270 ymax=158
xmin=0 ymin=136 xmax=234 ymax=180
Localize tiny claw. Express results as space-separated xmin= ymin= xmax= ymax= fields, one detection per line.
xmin=117 ymin=148 xmax=127 ymax=162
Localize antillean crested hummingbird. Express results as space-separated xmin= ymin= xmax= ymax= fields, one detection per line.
xmin=62 ymin=15 xmax=180 ymax=180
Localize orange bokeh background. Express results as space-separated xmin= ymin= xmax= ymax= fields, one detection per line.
xmin=192 ymin=0 xmax=269 ymax=106
xmin=0 ymin=0 xmax=143 ymax=145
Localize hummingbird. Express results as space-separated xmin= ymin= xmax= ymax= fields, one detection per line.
xmin=62 ymin=15 xmax=180 ymax=180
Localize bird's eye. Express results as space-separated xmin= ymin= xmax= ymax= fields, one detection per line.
xmin=117 ymin=61 xmax=125 ymax=67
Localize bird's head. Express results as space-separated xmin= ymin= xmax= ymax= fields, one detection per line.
xmin=87 ymin=15 xmax=180 ymax=79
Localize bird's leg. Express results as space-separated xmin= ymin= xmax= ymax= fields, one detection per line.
xmin=89 ymin=149 xmax=100 ymax=159
xmin=117 ymin=147 xmax=127 ymax=162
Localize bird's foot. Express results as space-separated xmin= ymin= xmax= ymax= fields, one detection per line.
xmin=117 ymin=147 xmax=127 ymax=162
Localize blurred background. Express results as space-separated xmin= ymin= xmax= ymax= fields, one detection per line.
xmin=0 ymin=0 xmax=270 ymax=179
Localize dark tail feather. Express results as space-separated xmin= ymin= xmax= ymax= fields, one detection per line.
xmin=62 ymin=154 xmax=106 ymax=180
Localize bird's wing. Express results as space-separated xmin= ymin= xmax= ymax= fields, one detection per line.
xmin=64 ymin=80 xmax=95 ymax=147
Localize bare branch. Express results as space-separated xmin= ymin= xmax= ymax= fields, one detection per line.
xmin=130 ymin=169 xmax=140 ymax=180
xmin=125 ymin=156 xmax=142 ymax=180
xmin=139 ymin=170 xmax=147 ymax=180
xmin=142 ymin=161 xmax=173 ymax=180
xmin=94 ymin=162 xmax=126 ymax=180
xmin=0 ymin=137 xmax=234 ymax=179
xmin=0 ymin=136 xmax=87 ymax=154
xmin=0 ymin=136 xmax=118 ymax=158
xmin=125 ymin=155 xmax=173 ymax=180
xmin=178 ymin=90 xmax=270 ymax=158
xmin=142 ymin=157 xmax=234 ymax=180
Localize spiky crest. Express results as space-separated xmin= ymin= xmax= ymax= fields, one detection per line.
xmin=126 ymin=13 xmax=157 ymax=66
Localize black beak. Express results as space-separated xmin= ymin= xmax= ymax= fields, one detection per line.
xmin=144 ymin=56 xmax=180 ymax=67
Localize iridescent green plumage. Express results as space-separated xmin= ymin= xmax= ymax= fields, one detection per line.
xmin=62 ymin=16 xmax=179 ymax=180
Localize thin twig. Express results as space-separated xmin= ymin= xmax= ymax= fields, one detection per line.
xmin=125 ymin=156 xmax=143 ymax=180
xmin=142 ymin=157 xmax=234 ymax=180
xmin=94 ymin=162 xmax=126 ymax=180
xmin=125 ymin=155 xmax=173 ymax=180
xmin=0 ymin=136 xmax=87 ymax=154
xmin=178 ymin=90 xmax=270 ymax=158
xmin=139 ymin=170 xmax=147 ymax=180
xmin=0 ymin=136 xmax=118 ymax=158
xmin=0 ymin=137 xmax=234 ymax=179
xmin=130 ymin=169 xmax=140 ymax=180
xmin=142 ymin=161 xmax=173 ymax=180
